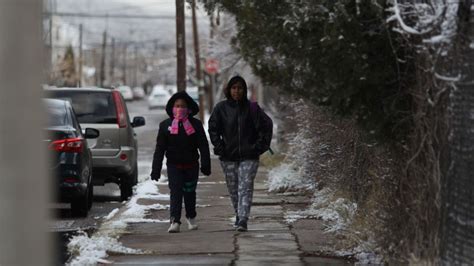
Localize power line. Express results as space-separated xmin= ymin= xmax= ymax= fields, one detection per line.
xmin=91 ymin=1 xmax=175 ymax=14
xmin=43 ymin=11 xmax=195 ymax=20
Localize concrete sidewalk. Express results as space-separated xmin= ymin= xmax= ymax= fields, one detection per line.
xmin=103 ymin=158 xmax=349 ymax=265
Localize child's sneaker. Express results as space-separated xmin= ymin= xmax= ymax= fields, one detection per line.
xmin=168 ymin=222 xmax=180 ymax=233
xmin=186 ymin=218 xmax=198 ymax=230
xmin=236 ymin=220 xmax=247 ymax=232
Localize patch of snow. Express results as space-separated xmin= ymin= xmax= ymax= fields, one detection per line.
xmin=104 ymin=208 xmax=119 ymax=220
xmin=67 ymin=179 xmax=169 ymax=265
xmin=284 ymin=188 xmax=357 ymax=233
xmin=285 ymin=213 xmax=310 ymax=224
xmin=67 ymin=232 xmax=145 ymax=266
xmin=267 ymin=163 xmax=315 ymax=192
xmin=158 ymin=175 xmax=168 ymax=184
xmin=284 ymin=187 xmax=383 ymax=264
xmin=135 ymin=179 xmax=160 ymax=195
xmin=354 ymin=251 xmax=384 ymax=265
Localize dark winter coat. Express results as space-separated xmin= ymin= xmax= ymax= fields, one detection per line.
xmin=208 ymin=76 xmax=268 ymax=162
xmin=151 ymin=91 xmax=211 ymax=180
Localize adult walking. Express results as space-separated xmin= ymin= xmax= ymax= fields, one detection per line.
xmin=151 ymin=91 xmax=211 ymax=233
xmin=208 ymin=76 xmax=272 ymax=231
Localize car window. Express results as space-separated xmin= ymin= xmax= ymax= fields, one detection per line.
xmin=68 ymin=105 xmax=83 ymax=133
xmin=48 ymin=91 xmax=117 ymax=124
xmin=46 ymin=102 xmax=70 ymax=127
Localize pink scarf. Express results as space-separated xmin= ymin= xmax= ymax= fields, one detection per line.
xmin=171 ymin=107 xmax=195 ymax=135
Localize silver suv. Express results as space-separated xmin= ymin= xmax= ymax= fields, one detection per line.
xmin=45 ymin=88 xmax=145 ymax=200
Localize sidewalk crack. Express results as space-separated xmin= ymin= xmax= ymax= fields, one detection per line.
xmin=230 ymin=232 xmax=239 ymax=266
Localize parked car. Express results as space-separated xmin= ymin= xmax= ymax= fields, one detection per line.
xmin=132 ymin=87 xmax=145 ymax=100
xmin=45 ymin=88 xmax=146 ymax=200
xmin=148 ymin=85 xmax=171 ymax=110
xmin=117 ymin=86 xmax=134 ymax=101
xmin=44 ymin=98 xmax=99 ymax=217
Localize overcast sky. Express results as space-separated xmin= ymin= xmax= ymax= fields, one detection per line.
xmin=52 ymin=0 xmax=210 ymax=47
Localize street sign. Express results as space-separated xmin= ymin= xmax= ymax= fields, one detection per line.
xmin=205 ymin=59 xmax=219 ymax=75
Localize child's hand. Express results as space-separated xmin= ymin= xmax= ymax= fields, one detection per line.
xmin=150 ymin=173 xmax=160 ymax=181
xmin=201 ymin=167 xmax=211 ymax=176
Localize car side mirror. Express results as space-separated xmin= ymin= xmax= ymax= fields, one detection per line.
xmin=84 ymin=128 xmax=100 ymax=139
xmin=132 ymin=116 xmax=145 ymax=128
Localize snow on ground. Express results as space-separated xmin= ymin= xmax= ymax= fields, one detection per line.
xmin=285 ymin=188 xmax=357 ymax=232
xmin=137 ymin=157 xmax=167 ymax=183
xmin=267 ymin=162 xmax=315 ymax=192
xmin=269 ymin=159 xmax=382 ymax=263
xmin=280 ymin=180 xmax=382 ymax=264
xmin=266 ymin=98 xmax=382 ymax=263
xmin=67 ymin=179 xmax=169 ymax=265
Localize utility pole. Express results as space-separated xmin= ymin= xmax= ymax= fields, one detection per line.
xmin=109 ymin=38 xmax=115 ymax=86
xmin=93 ymin=49 xmax=99 ymax=86
xmin=176 ymin=0 xmax=186 ymax=91
xmin=134 ymin=45 xmax=138 ymax=87
xmin=100 ymin=30 xmax=107 ymax=87
xmin=191 ymin=0 xmax=205 ymax=120
xmin=153 ymin=40 xmax=159 ymax=58
xmin=78 ymin=24 xmax=83 ymax=87
xmin=122 ymin=44 xmax=128 ymax=85
xmin=0 ymin=0 xmax=51 ymax=264
xmin=208 ymin=11 xmax=216 ymax=113
xmin=48 ymin=12 xmax=53 ymax=83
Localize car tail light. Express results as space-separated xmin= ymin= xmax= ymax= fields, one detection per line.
xmin=64 ymin=177 xmax=80 ymax=183
xmin=120 ymin=154 xmax=128 ymax=161
xmin=49 ymin=138 xmax=83 ymax=153
xmin=112 ymin=90 xmax=127 ymax=128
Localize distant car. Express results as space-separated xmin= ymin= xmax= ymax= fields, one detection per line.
xmin=187 ymin=86 xmax=200 ymax=105
xmin=117 ymin=86 xmax=134 ymax=101
xmin=166 ymin=85 xmax=178 ymax=95
xmin=132 ymin=87 xmax=145 ymax=99
xmin=148 ymin=85 xmax=171 ymax=110
xmin=45 ymin=88 xmax=146 ymax=201
xmin=44 ymin=98 xmax=99 ymax=217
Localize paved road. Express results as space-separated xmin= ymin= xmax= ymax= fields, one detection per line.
xmin=51 ymin=99 xmax=167 ymax=263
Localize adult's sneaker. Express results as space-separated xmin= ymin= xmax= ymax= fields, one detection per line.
xmin=186 ymin=218 xmax=198 ymax=230
xmin=236 ymin=220 xmax=247 ymax=232
xmin=168 ymin=222 xmax=180 ymax=233
xmin=233 ymin=216 xmax=239 ymax=228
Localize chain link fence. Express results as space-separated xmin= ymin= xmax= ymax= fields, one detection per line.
xmin=441 ymin=1 xmax=474 ymax=263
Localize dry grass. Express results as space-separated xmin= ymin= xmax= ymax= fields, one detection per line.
xmin=259 ymin=152 xmax=286 ymax=169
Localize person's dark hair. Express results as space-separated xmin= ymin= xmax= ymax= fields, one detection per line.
xmin=224 ymin=76 xmax=248 ymax=100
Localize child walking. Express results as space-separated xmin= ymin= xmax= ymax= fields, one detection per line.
xmin=150 ymin=91 xmax=211 ymax=233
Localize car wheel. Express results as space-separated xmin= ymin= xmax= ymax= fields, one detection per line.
xmin=120 ymin=165 xmax=137 ymax=201
xmin=132 ymin=163 xmax=138 ymax=186
xmin=71 ymin=189 xmax=89 ymax=217
xmin=87 ymin=183 xmax=93 ymax=210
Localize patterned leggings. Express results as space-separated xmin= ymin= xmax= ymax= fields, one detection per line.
xmin=220 ymin=160 xmax=259 ymax=221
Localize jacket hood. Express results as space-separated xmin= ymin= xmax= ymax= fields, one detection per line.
xmin=224 ymin=75 xmax=248 ymax=102
xmin=166 ymin=91 xmax=199 ymax=117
